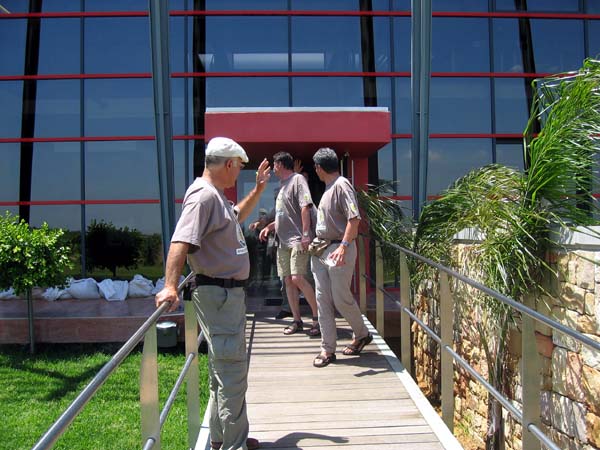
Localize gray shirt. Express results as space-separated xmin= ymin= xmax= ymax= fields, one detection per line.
xmin=315 ymin=176 xmax=361 ymax=241
xmin=275 ymin=173 xmax=314 ymax=248
xmin=171 ymin=178 xmax=249 ymax=280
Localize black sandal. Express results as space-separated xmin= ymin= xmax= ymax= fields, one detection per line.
xmin=308 ymin=316 xmax=321 ymax=337
xmin=283 ymin=320 xmax=303 ymax=335
xmin=342 ymin=332 xmax=373 ymax=355
xmin=313 ymin=353 xmax=336 ymax=368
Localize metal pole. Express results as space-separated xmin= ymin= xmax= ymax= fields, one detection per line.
xmin=410 ymin=0 xmax=422 ymax=220
xmin=522 ymin=293 xmax=541 ymax=450
xmin=439 ymin=272 xmax=454 ymax=431
xmin=375 ymin=242 xmax=385 ymax=337
xmin=185 ymin=300 xmax=201 ymax=448
xmin=399 ymin=252 xmax=411 ymax=373
xmin=418 ymin=0 xmax=432 ymax=216
xmin=140 ymin=324 xmax=161 ymax=450
xmin=27 ymin=289 xmax=35 ymax=354
xmin=148 ymin=0 xmax=176 ymax=262
xmin=358 ymin=235 xmax=367 ymax=313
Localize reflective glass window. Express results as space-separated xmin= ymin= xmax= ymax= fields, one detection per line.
xmin=392 ymin=17 xmax=411 ymax=72
xmin=84 ymin=0 xmax=148 ymax=12
xmin=374 ymin=77 xmax=392 ymax=115
xmin=493 ymin=19 xmax=584 ymax=74
xmin=206 ymin=0 xmax=287 ymax=10
xmin=373 ymin=17 xmax=392 ymax=72
xmin=38 ymin=19 xmax=80 ymax=74
xmin=173 ymin=140 xmax=193 ymax=198
xmin=84 ymin=79 xmax=155 ymax=136
xmin=588 ymin=21 xmax=600 ymax=57
xmin=292 ymin=18 xmax=362 ymax=72
xmin=35 ymin=80 xmax=81 ymax=137
xmin=495 ymin=0 xmax=579 ymax=11
xmin=496 ymin=141 xmax=524 ymax=171
xmin=292 ymin=77 xmax=364 ymax=106
xmin=170 ymin=17 xmax=186 ymax=73
xmin=493 ymin=78 xmax=529 ymax=134
xmin=291 ymin=0 xmax=360 ymax=10
xmin=0 ymin=19 xmax=25 ymax=75
xmin=1 ymin=1 xmax=81 ymax=13
xmin=207 ymin=78 xmax=289 ymax=107
xmin=84 ymin=18 xmax=150 ymax=73
xmin=394 ymin=139 xmax=412 ymax=199
xmin=205 ymin=17 xmax=288 ymax=72
xmin=433 ymin=0 xmax=489 ymax=12
xmin=31 ymin=142 xmax=80 ymax=201
xmin=531 ymin=20 xmax=584 ymax=73
xmin=427 ymin=139 xmax=492 ymax=196
xmin=85 ymin=204 xmax=162 ymax=236
xmin=171 ymin=78 xmax=187 ymax=136
xmin=30 ymin=205 xmax=81 ymax=231
xmin=378 ymin=142 xmax=395 ymax=188
xmin=429 ymin=78 xmax=492 ymax=133
xmin=392 ymin=0 xmax=410 ymax=10
xmin=587 ymin=1 xmax=600 ymax=13
xmin=85 ymin=141 xmax=159 ymax=200
xmin=237 ymin=170 xmax=280 ymax=225
xmin=0 ymin=82 xmax=23 ymax=137
xmin=0 ymin=144 xmax=20 ymax=201
xmin=393 ymin=77 xmax=411 ymax=134
xmin=432 ymin=18 xmax=490 ymax=72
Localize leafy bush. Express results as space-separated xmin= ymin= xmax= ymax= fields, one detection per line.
xmin=85 ymin=220 xmax=142 ymax=278
xmin=0 ymin=212 xmax=72 ymax=295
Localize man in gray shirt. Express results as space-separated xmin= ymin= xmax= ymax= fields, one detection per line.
xmin=156 ymin=137 xmax=270 ymax=450
xmin=310 ymin=147 xmax=372 ymax=368
xmin=260 ymin=152 xmax=319 ymax=336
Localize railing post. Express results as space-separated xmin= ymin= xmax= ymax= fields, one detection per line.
xmin=140 ymin=324 xmax=161 ymax=449
xmin=439 ymin=272 xmax=454 ymax=431
xmin=375 ymin=241 xmax=385 ymax=337
xmin=522 ymin=293 xmax=541 ymax=450
xmin=358 ymin=235 xmax=367 ymax=314
xmin=399 ymin=252 xmax=412 ymax=373
xmin=184 ymin=298 xmax=201 ymax=448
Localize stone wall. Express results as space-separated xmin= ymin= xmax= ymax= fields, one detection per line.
xmin=412 ymin=230 xmax=600 ymax=450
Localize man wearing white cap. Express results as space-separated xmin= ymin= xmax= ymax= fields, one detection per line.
xmin=156 ymin=137 xmax=270 ymax=450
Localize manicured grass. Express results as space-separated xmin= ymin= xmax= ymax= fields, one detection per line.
xmin=0 ymin=343 xmax=209 ymax=450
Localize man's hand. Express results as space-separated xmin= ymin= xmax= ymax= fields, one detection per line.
xmin=259 ymin=222 xmax=275 ymax=242
xmin=155 ymin=285 xmax=180 ymax=313
xmin=328 ymin=245 xmax=347 ymax=267
xmin=293 ymin=159 xmax=303 ymax=174
xmin=301 ymin=235 xmax=311 ymax=251
xmin=256 ymin=159 xmax=271 ymax=191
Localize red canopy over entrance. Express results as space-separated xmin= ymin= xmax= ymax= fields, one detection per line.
xmin=204 ymin=107 xmax=391 ymax=163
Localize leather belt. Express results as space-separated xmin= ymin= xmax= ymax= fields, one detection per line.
xmin=195 ymin=274 xmax=247 ymax=288
xmin=330 ymin=240 xmax=342 ymax=244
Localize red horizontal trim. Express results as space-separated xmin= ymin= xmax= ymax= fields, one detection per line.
xmin=173 ymin=135 xmax=205 ymax=141
xmin=430 ymin=133 xmax=523 ymax=139
xmin=0 ymin=11 xmax=148 ymax=19
xmin=380 ymin=195 xmax=412 ymax=201
xmin=432 ymin=72 xmax=551 ymax=78
xmin=0 ymin=136 xmax=155 ymax=143
xmin=3 ymin=10 xmax=598 ymax=20
xmin=0 ymin=199 xmax=184 ymax=206
xmin=170 ymin=10 xmax=411 ymax=17
xmin=0 ymin=73 xmax=151 ymax=81
xmin=391 ymin=134 xmax=412 ymax=139
xmin=433 ymin=11 xmax=600 ymax=19
xmin=172 ymin=71 xmax=411 ymax=78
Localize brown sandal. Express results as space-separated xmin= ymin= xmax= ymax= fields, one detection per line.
xmin=283 ymin=320 xmax=303 ymax=335
xmin=308 ymin=316 xmax=321 ymax=337
xmin=313 ymin=353 xmax=336 ymax=368
xmin=342 ymin=333 xmax=373 ymax=355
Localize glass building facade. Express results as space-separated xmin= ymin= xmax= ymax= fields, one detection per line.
xmin=1 ymin=0 xmax=599 ymax=279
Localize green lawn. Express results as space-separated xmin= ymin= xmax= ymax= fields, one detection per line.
xmin=0 ymin=343 xmax=209 ymax=450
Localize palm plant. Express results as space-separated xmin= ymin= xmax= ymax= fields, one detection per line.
xmin=360 ymin=58 xmax=600 ymax=450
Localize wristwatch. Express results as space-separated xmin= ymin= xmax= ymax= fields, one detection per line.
xmin=303 ymin=231 xmax=309 ymax=237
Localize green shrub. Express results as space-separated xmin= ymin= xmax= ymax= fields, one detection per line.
xmin=0 ymin=212 xmax=72 ymax=296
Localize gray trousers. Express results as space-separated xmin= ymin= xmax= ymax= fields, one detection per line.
xmin=311 ymin=242 xmax=369 ymax=354
xmin=192 ymin=285 xmax=249 ymax=450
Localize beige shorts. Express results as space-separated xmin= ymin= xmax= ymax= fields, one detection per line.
xmin=277 ymin=245 xmax=310 ymax=278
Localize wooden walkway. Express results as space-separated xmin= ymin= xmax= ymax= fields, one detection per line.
xmin=196 ymin=314 xmax=462 ymax=450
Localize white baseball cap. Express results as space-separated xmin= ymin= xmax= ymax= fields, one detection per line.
xmin=205 ymin=137 xmax=249 ymax=163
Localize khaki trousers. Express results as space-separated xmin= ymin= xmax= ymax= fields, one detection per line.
xmin=311 ymin=242 xmax=369 ymax=354
xmin=192 ymin=285 xmax=249 ymax=450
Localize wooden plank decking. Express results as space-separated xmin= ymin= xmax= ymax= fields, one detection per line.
xmin=196 ymin=314 xmax=462 ymax=450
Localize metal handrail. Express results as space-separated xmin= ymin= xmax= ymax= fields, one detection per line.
xmin=386 ymin=240 xmax=600 ymax=353
xmin=360 ymin=236 xmax=600 ymax=450
xmin=32 ymin=272 xmax=197 ymax=450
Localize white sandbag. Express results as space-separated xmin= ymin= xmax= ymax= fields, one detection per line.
xmin=0 ymin=288 xmax=17 ymax=299
xmin=98 ymin=279 xmax=128 ymax=301
xmin=128 ymin=274 xmax=154 ymax=297
xmin=42 ymin=287 xmax=72 ymax=301
xmin=67 ymin=278 xmax=101 ymax=299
